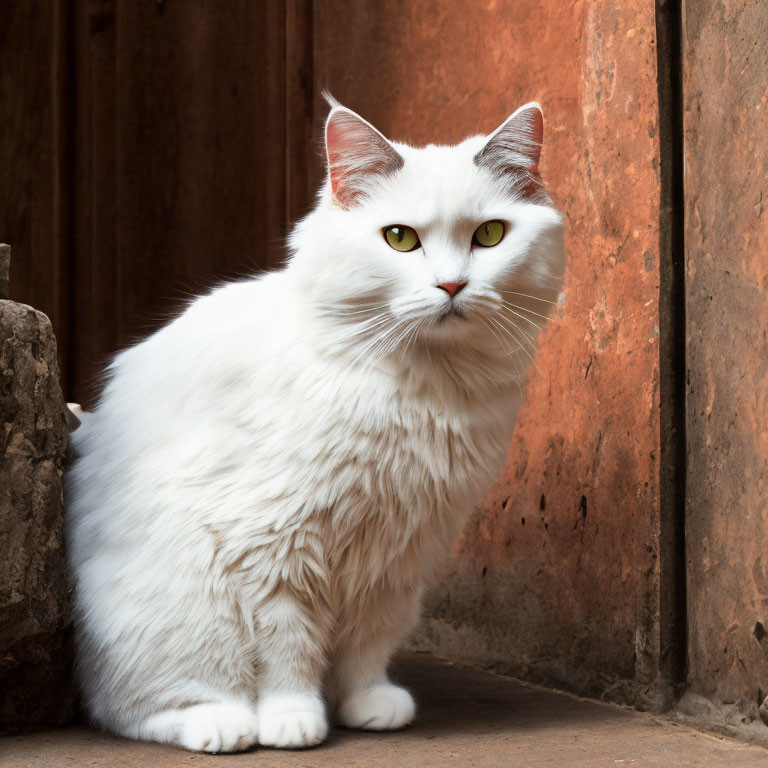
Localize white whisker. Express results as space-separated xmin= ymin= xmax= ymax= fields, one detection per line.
xmin=500 ymin=290 xmax=559 ymax=305
xmin=487 ymin=315 xmax=523 ymax=355
xmin=495 ymin=314 xmax=540 ymax=373
xmin=479 ymin=315 xmax=510 ymax=354
xmin=499 ymin=303 xmax=543 ymax=332
xmin=500 ymin=299 xmax=556 ymax=324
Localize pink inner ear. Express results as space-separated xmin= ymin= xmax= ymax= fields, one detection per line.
xmin=510 ymin=105 xmax=543 ymax=176
xmin=326 ymin=117 xmax=356 ymax=201
xmin=474 ymin=103 xmax=545 ymax=187
xmin=325 ymin=108 xmax=403 ymax=208
xmin=528 ymin=109 xmax=543 ymax=176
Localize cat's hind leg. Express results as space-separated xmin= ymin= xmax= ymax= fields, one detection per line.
xmin=338 ymin=683 xmax=415 ymax=731
xmin=129 ymin=701 xmax=259 ymax=753
xmin=333 ymin=585 xmax=420 ymax=731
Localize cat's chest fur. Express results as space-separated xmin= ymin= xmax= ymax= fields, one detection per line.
xmin=88 ymin=282 xmax=526 ymax=599
xmin=244 ymin=350 xmax=523 ymax=592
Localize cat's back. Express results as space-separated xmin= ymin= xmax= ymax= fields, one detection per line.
xmin=72 ymin=272 xmax=291 ymax=440
xmin=65 ymin=273 xmax=298 ymax=526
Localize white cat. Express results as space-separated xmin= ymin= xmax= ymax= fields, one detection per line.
xmin=65 ymin=98 xmax=565 ymax=752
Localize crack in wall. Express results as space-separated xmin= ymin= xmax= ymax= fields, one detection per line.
xmin=655 ymin=0 xmax=688 ymax=688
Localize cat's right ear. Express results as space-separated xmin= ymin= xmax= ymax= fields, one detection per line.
xmin=475 ymin=102 xmax=544 ymax=179
xmin=325 ymin=106 xmax=403 ymax=209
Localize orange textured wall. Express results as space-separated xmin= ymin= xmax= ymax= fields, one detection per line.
xmin=684 ymin=0 xmax=768 ymax=718
xmin=315 ymin=0 xmax=664 ymax=704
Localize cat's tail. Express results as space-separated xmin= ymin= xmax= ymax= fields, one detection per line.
xmin=66 ymin=402 xmax=85 ymax=431
xmin=65 ymin=403 xmax=90 ymax=456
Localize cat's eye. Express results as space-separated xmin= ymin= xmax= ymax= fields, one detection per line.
xmin=472 ymin=220 xmax=505 ymax=248
xmin=383 ymin=225 xmax=420 ymax=252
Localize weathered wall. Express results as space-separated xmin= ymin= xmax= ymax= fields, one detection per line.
xmin=684 ymin=0 xmax=768 ymax=718
xmin=314 ymin=0 xmax=665 ymax=706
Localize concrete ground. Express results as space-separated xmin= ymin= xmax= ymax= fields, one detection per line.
xmin=3 ymin=653 xmax=768 ymax=768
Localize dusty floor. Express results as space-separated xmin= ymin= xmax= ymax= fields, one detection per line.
xmin=3 ymin=653 xmax=768 ymax=768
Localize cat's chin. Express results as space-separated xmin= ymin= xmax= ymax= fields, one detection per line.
xmin=435 ymin=307 xmax=468 ymax=324
xmin=419 ymin=312 xmax=480 ymax=347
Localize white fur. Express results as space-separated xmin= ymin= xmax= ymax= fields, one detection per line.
xmin=65 ymin=103 xmax=565 ymax=752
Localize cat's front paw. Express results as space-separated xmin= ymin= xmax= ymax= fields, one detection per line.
xmin=338 ymin=683 xmax=415 ymax=730
xmin=257 ymin=692 xmax=327 ymax=748
xmin=178 ymin=703 xmax=259 ymax=752
xmin=138 ymin=702 xmax=259 ymax=753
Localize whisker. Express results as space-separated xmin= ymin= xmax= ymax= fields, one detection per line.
xmin=382 ymin=321 xmax=413 ymax=358
xmin=505 ymin=313 xmax=539 ymax=350
xmin=371 ymin=312 xmax=422 ymax=361
xmin=344 ymin=315 xmax=392 ymax=340
xmin=479 ymin=315 xmax=511 ymax=354
xmin=500 ymin=290 xmax=559 ymax=305
xmin=342 ymin=316 xmax=402 ymax=364
xmin=487 ymin=315 xmax=523 ymax=355
xmin=500 ymin=300 xmax=555 ymax=324
xmin=314 ymin=303 xmax=390 ymax=317
xmin=495 ymin=315 xmax=540 ymax=373
xmin=487 ymin=316 xmax=532 ymax=381
xmin=499 ymin=303 xmax=543 ymax=332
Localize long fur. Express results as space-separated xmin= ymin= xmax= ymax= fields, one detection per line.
xmin=65 ymin=102 xmax=565 ymax=752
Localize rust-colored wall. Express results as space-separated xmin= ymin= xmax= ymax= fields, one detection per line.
xmin=684 ymin=0 xmax=768 ymax=715
xmin=314 ymin=0 xmax=665 ymax=705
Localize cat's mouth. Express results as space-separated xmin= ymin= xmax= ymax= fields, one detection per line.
xmin=436 ymin=306 xmax=468 ymax=323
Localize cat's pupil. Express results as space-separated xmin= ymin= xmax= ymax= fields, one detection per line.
xmin=484 ymin=224 xmax=491 ymax=238
xmin=395 ymin=227 xmax=404 ymax=242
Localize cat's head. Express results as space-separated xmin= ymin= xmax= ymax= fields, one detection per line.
xmin=289 ymin=99 xmax=565 ymax=364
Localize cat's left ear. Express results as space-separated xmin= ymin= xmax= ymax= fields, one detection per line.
xmin=325 ymin=106 xmax=404 ymax=208
xmin=475 ymin=102 xmax=544 ymax=178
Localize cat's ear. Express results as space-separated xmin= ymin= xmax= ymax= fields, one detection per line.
xmin=475 ymin=102 xmax=544 ymax=181
xmin=325 ymin=105 xmax=404 ymax=208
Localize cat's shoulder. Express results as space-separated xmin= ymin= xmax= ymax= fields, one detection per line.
xmin=186 ymin=272 xmax=285 ymax=316
xmin=164 ymin=272 xmax=291 ymax=342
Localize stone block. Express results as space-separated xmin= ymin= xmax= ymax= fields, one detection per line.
xmin=0 ymin=299 xmax=73 ymax=732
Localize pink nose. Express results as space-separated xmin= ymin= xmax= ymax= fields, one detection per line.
xmin=436 ymin=281 xmax=468 ymax=298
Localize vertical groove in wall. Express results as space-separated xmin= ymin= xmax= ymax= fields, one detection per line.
xmin=655 ymin=0 xmax=687 ymax=687
xmin=55 ymin=0 xmax=77 ymax=401
xmin=284 ymin=0 xmax=315 ymax=226
xmin=283 ymin=0 xmax=290 ymax=228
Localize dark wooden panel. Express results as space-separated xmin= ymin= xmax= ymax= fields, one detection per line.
xmin=684 ymin=0 xmax=768 ymax=714
xmin=72 ymin=0 xmax=303 ymax=404
xmin=73 ymin=0 xmax=118 ymax=404
xmin=285 ymin=0 xmax=316 ymax=224
xmin=0 ymin=1 xmax=74 ymax=394
xmin=314 ymin=0 xmax=664 ymax=705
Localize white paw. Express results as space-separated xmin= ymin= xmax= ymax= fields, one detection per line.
xmin=141 ymin=702 xmax=259 ymax=753
xmin=338 ymin=683 xmax=415 ymax=730
xmin=257 ymin=692 xmax=327 ymax=748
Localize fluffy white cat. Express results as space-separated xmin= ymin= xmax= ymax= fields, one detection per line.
xmin=65 ymin=98 xmax=565 ymax=752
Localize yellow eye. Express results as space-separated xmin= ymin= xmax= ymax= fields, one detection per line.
xmin=473 ymin=220 xmax=505 ymax=247
xmin=383 ymin=225 xmax=420 ymax=252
